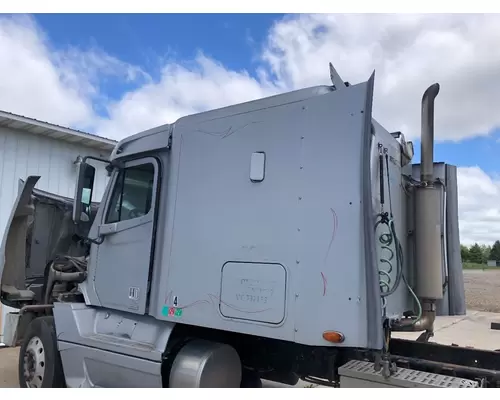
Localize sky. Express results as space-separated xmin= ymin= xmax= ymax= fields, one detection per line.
xmin=1 ymin=13 xmax=500 ymax=245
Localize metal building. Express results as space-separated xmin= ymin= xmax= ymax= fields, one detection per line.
xmin=0 ymin=110 xmax=117 ymax=343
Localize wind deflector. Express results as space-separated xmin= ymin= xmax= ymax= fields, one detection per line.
xmin=360 ymin=72 xmax=384 ymax=350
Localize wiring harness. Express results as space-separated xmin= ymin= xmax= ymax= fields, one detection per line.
xmin=375 ymin=143 xmax=422 ymax=323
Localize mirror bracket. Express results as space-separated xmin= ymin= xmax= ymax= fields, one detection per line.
xmin=82 ymin=155 xmax=111 ymax=164
xmin=85 ymin=236 xmax=104 ymax=245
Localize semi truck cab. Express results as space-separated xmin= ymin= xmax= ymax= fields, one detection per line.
xmin=0 ymin=63 xmax=499 ymax=388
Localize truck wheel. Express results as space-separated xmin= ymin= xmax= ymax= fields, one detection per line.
xmin=18 ymin=316 xmax=65 ymax=388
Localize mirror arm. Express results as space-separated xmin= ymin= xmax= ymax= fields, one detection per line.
xmin=82 ymin=156 xmax=123 ymax=169
xmin=82 ymin=155 xmax=111 ymax=164
xmin=81 ymin=156 xmax=122 ymax=175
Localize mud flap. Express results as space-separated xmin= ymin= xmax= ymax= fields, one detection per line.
xmin=3 ymin=312 xmax=20 ymax=347
xmin=3 ymin=311 xmax=35 ymax=347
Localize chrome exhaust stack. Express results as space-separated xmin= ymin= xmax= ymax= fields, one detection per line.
xmin=393 ymin=83 xmax=443 ymax=338
xmin=420 ymin=84 xmax=440 ymax=183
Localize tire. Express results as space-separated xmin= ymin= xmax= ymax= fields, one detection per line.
xmin=18 ymin=316 xmax=66 ymax=388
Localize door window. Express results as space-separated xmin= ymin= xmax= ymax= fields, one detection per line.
xmin=105 ymin=163 xmax=155 ymax=223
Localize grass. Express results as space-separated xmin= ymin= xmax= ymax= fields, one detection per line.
xmin=463 ymin=262 xmax=499 ymax=270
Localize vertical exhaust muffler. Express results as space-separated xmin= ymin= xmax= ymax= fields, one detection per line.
xmin=393 ymin=83 xmax=443 ymax=336
xmin=415 ymin=83 xmax=443 ymax=302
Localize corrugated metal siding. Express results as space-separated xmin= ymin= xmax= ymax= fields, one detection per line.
xmin=0 ymin=126 xmax=111 ymax=237
xmin=0 ymin=126 xmax=112 ymax=342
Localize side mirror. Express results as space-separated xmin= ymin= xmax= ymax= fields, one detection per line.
xmin=73 ymin=161 xmax=96 ymax=223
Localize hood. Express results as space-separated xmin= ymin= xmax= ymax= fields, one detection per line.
xmin=0 ymin=176 xmax=40 ymax=307
xmin=0 ymin=176 xmax=97 ymax=308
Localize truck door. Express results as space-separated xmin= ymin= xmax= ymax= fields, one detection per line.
xmin=93 ymin=157 xmax=159 ymax=314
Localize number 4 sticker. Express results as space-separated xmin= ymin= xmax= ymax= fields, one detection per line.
xmin=173 ymin=296 xmax=178 ymax=307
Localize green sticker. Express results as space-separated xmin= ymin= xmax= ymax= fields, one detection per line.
xmin=161 ymin=305 xmax=169 ymax=316
xmin=174 ymin=308 xmax=183 ymax=317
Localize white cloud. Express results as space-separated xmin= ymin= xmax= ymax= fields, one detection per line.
xmin=95 ymin=53 xmax=279 ymax=139
xmin=91 ymin=13 xmax=500 ymax=142
xmin=4 ymin=14 xmax=500 ymax=142
xmin=2 ymin=14 xmax=500 ymax=244
xmin=262 ymin=14 xmax=500 ymax=141
xmin=0 ymin=15 xmax=92 ymax=127
xmin=0 ymin=15 xmax=148 ymax=132
xmin=458 ymin=167 xmax=500 ymax=245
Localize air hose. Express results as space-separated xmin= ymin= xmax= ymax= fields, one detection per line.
xmin=375 ymin=145 xmax=422 ymax=324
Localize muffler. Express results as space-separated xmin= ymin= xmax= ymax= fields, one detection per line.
xmin=415 ymin=83 xmax=443 ymax=302
xmin=393 ymin=83 xmax=442 ymax=335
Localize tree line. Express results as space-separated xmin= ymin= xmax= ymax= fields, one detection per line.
xmin=461 ymin=240 xmax=500 ymax=264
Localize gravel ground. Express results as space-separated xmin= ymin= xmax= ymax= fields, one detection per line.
xmin=0 ymin=346 xmax=19 ymax=388
xmin=464 ymin=269 xmax=500 ymax=313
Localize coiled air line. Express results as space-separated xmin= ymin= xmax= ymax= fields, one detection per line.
xmin=375 ymin=144 xmax=422 ymax=324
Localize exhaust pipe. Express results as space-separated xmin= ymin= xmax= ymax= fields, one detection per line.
xmin=420 ymin=83 xmax=440 ymax=183
xmin=393 ymin=83 xmax=442 ymax=336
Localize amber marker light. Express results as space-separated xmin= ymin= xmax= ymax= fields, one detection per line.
xmin=322 ymin=331 xmax=345 ymax=343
